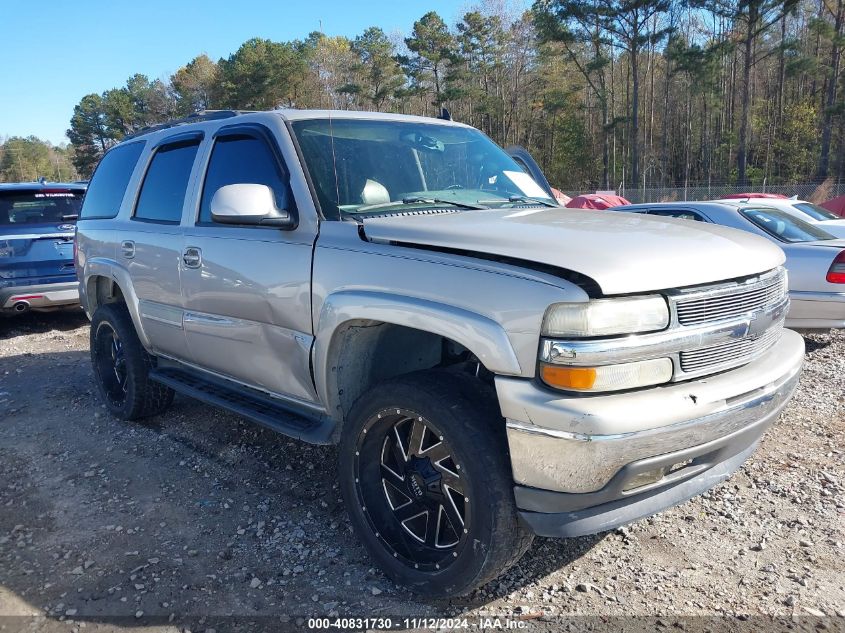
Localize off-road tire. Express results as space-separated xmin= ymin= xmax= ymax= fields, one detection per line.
xmin=339 ymin=370 xmax=533 ymax=598
xmin=90 ymin=302 xmax=174 ymax=420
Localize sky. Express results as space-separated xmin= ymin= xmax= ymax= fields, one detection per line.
xmin=0 ymin=0 xmax=494 ymax=145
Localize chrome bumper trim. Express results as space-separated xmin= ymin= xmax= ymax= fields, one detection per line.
xmin=502 ymin=329 xmax=804 ymax=493
xmin=789 ymin=290 xmax=845 ymax=303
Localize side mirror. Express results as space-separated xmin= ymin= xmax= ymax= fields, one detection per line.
xmin=210 ymin=184 xmax=295 ymax=228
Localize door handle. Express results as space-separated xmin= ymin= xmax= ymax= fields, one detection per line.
xmin=120 ymin=240 xmax=135 ymax=259
xmin=182 ymin=247 xmax=202 ymax=269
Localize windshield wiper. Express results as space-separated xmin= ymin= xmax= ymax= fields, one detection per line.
xmin=478 ymin=195 xmax=558 ymax=208
xmin=401 ymin=196 xmax=488 ymax=210
xmin=355 ymin=197 xmax=488 ymax=213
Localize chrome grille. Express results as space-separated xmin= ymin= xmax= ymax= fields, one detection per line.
xmin=679 ymin=324 xmax=783 ymax=373
xmin=675 ymin=268 xmax=787 ymax=326
xmin=539 ymin=267 xmax=790 ymax=386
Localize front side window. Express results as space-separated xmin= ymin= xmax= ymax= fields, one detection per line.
xmin=291 ymin=118 xmax=553 ymax=219
xmin=134 ymin=140 xmax=200 ymax=223
xmin=742 ymin=207 xmax=835 ymax=243
xmin=199 ymin=134 xmax=292 ymax=224
xmin=80 ymin=141 xmax=145 ymax=219
xmin=792 ymin=202 xmax=840 ymax=221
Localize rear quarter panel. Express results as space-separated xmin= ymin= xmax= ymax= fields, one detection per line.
xmin=784 ymin=242 xmax=845 ymax=293
xmin=75 ymin=224 xmax=118 ymax=311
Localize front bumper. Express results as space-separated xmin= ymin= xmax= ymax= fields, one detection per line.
xmin=497 ymin=328 xmax=804 ymax=537
xmin=787 ymin=290 xmax=845 ymax=330
xmin=0 ymin=281 xmax=80 ymax=312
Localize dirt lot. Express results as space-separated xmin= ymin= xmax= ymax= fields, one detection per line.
xmin=0 ymin=311 xmax=843 ymax=631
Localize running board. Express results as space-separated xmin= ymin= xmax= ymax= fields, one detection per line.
xmin=149 ymin=366 xmax=334 ymax=444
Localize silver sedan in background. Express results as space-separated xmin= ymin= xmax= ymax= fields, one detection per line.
xmin=712 ymin=197 xmax=845 ymax=238
xmin=610 ymin=200 xmax=845 ymax=330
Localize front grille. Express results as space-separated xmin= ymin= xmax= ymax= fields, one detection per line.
xmin=675 ymin=268 xmax=787 ymax=326
xmin=679 ymin=325 xmax=783 ymax=373
xmin=539 ymin=267 xmax=790 ymax=385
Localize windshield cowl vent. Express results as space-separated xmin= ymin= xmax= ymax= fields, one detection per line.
xmin=362 ymin=208 xmax=463 ymax=220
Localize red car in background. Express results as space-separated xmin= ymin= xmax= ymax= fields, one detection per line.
xmin=566 ymin=193 xmax=631 ymax=210
xmin=821 ymin=194 xmax=845 ymax=218
xmin=721 ymin=193 xmax=789 ymax=200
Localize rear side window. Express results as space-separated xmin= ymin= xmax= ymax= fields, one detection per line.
xmin=742 ymin=207 xmax=835 ymax=243
xmin=0 ymin=190 xmax=84 ymax=226
xmin=649 ymin=209 xmax=706 ymax=222
xmin=80 ymin=141 xmax=145 ymax=219
xmin=198 ymin=134 xmax=292 ymax=224
xmin=793 ymin=202 xmax=840 ymax=221
xmin=134 ymin=140 xmax=200 ymax=224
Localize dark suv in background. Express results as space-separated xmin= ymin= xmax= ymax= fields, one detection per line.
xmin=0 ymin=181 xmax=86 ymax=315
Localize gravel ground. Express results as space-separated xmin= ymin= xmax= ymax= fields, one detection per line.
xmin=0 ymin=311 xmax=843 ymax=632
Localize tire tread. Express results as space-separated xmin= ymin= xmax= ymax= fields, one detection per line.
xmin=340 ymin=369 xmax=533 ymax=597
xmin=90 ymin=302 xmax=174 ymax=420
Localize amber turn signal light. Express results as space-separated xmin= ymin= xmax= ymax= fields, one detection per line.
xmin=539 ymin=358 xmax=673 ymax=392
xmin=540 ymin=365 xmax=597 ymax=390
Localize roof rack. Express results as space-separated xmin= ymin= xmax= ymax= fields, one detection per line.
xmin=122 ymin=110 xmax=248 ymax=140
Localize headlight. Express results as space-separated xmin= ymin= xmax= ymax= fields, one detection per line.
xmin=540 ymin=357 xmax=673 ymax=392
xmin=542 ymin=295 xmax=669 ymax=337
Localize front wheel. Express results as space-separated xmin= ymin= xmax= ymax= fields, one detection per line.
xmin=339 ymin=370 xmax=533 ymax=597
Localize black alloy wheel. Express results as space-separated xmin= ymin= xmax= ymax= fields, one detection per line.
xmin=93 ymin=320 xmax=128 ymax=406
xmin=339 ymin=370 xmax=533 ymax=597
xmin=356 ymin=408 xmax=470 ymax=571
xmin=89 ymin=302 xmax=174 ymax=420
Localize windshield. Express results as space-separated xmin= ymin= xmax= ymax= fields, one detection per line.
xmin=792 ymin=202 xmax=841 ymax=221
xmin=741 ymin=207 xmax=835 ymax=243
xmin=0 ymin=189 xmax=83 ymax=226
xmin=290 ymin=118 xmax=554 ymax=218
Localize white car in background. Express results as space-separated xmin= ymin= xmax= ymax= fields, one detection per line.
xmin=610 ymin=200 xmax=845 ymax=331
xmin=713 ymin=198 xmax=845 ymax=238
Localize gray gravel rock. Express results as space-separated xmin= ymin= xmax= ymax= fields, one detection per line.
xmin=0 ymin=313 xmax=842 ymax=620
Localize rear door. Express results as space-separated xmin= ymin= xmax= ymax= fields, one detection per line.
xmin=0 ymin=188 xmax=82 ymax=286
xmin=180 ymin=124 xmax=319 ymax=403
xmin=124 ymin=134 xmax=202 ymax=361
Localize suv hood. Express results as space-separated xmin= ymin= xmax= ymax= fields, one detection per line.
xmin=361 ymin=208 xmax=785 ymax=295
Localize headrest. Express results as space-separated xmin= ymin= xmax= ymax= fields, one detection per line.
xmin=361 ymin=179 xmax=390 ymax=205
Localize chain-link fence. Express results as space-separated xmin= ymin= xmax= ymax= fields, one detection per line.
xmin=614 ymin=181 xmax=845 ymax=204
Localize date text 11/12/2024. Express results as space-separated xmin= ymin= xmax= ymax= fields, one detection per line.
xmin=307 ymin=616 xmax=530 ymax=629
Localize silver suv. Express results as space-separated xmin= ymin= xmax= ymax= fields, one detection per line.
xmin=75 ymin=109 xmax=804 ymax=597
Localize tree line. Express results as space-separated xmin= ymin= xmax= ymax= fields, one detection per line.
xmin=0 ymin=137 xmax=77 ymax=183
xmin=64 ymin=0 xmax=844 ymax=194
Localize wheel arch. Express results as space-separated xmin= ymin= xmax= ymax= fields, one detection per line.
xmin=313 ymin=290 xmax=521 ymax=436
xmin=83 ymin=260 xmax=151 ymax=349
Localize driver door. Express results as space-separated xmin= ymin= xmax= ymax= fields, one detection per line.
xmin=180 ymin=124 xmax=319 ymax=404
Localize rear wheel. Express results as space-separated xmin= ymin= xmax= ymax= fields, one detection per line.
xmin=339 ymin=370 xmax=533 ymax=597
xmin=90 ymin=302 xmax=174 ymax=420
